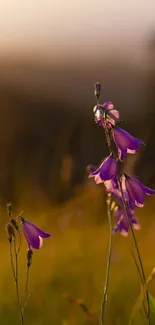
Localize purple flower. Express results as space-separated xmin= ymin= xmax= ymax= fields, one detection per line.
xmin=88 ymin=154 xmax=118 ymax=189
xmin=103 ymin=101 xmax=114 ymax=110
xmin=113 ymin=207 xmax=140 ymax=237
xmin=21 ymin=217 xmax=51 ymax=249
xmin=112 ymin=127 xmax=144 ymax=160
xmin=102 ymin=101 xmax=120 ymax=127
xmin=122 ymin=174 xmax=155 ymax=208
xmin=110 ymin=187 xmax=128 ymax=206
xmin=93 ymin=103 xmax=119 ymax=127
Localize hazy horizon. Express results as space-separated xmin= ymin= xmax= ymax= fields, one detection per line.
xmin=0 ymin=0 xmax=154 ymax=64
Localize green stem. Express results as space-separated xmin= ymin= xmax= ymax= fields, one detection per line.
xmin=13 ymin=237 xmax=24 ymax=325
xmin=100 ymin=194 xmax=113 ymax=325
xmin=9 ymin=242 xmax=16 ymax=281
xmin=23 ymin=266 xmax=30 ymax=314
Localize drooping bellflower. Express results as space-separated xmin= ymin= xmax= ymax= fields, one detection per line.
xmin=122 ymin=174 xmax=155 ymax=208
xmin=21 ymin=217 xmax=51 ymax=249
xmin=112 ymin=127 xmax=144 ymax=160
xmin=89 ymin=154 xmax=118 ymax=190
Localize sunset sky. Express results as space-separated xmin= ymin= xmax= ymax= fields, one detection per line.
xmin=0 ymin=0 xmax=154 ymax=62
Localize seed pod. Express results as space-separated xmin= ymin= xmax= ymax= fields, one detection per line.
xmin=27 ymin=248 xmax=33 ymax=268
xmin=6 ymin=223 xmax=15 ymax=243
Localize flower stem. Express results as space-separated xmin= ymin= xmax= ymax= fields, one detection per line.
xmin=23 ymin=266 xmax=30 ymax=314
xmin=9 ymin=242 xmax=16 ymax=281
xmin=17 ymin=230 xmax=22 ymax=254
xmin=100 ymin=193 xmax=113 ymax=325
xmin=13 ymin=236 xmax=24 ymax=325
xmin=119 ymin=179 xmax=151 ymax=325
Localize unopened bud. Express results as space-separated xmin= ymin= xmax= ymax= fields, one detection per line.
xmin=7 ymin=202 xmax=12 ymax=217
xmin=10 ymin=218 xmax=19 ymax=231
xmin=6 ymin=223 xmax=15 ymax=243
xmin=27 ymin=248 xmax=33 ymax=268
xmin=94 ymin=82 xmax=101 ymax=99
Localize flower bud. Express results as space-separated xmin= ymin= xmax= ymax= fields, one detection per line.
xmin=27 ymin=248 xmax=33 ymax=268
xmin=10 ymin=218 xmax=19 ymax=231
xmin=94 ymin=82 xmax=101 ymax=99
xmin=7 ymin=202 xmax=12 ymax=217
xmin=6 ymin=223 xmax=15 ymax=243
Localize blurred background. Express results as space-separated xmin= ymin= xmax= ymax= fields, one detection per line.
xmin=0 ymin=1 xmax=155 ymax=324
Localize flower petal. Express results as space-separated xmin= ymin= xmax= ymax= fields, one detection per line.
xmin=99 ymin=156 xmax=117 ymax=181
xmin=94 ymin=174 xmax=102 ymax=184
xmin=89 ymin=155 xmax=118 ymax=186
xmin=22 ymin=223 xmax=41 ymax=249
xmin=25 ymin=220 xmax=51 ymax=238
xmin=132 ymin=217 xmax=140 ymax=230
xmin=143 ymin=186 xmax=155 ymax=195
xmin=112 ymin=128 xmax=144 ymax=160
xmin=113 ymin=207 xmax=139 ymax=236
xmin=21 ymin=218 xmax=51 ymax=249
xmin=125 ymin=176 xmax=145 ymax=207
xmin=89 ymin=161 xmax=104 ymax=177
xmin=39 ymin=236 xmax=43 ymax=248
xmin=103 ymin=101 xmax=114 ymax=110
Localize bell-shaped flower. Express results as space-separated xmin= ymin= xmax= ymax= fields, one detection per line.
xmin=122 ymin=174 xmax=155 ymax=208
xmin=113 ymin=207 xmax=140 ymax=237
xmin=21 ymin=217 xmax=51 ymax=249
xmin=88 ymin=154 xmax=118 ymax=190
xmin=112 ymin=127 xmax=144 ymax=160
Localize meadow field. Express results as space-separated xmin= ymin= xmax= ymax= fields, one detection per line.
xmin=1 ymin=183 xmax=155 ymax=325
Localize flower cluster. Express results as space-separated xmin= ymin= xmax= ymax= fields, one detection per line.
xmin=89 ymin=84 xmax=155 ymax=236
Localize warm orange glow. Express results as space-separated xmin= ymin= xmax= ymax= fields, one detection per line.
xmin=0 ymin=0 xmax=154 ymax=62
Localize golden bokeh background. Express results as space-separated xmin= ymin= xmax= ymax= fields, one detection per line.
xmin=0 ymin=1 xmax=155 ymax=324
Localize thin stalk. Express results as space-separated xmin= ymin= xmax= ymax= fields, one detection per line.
xmin=25 ymin=267 xmax=29 ymax=302
xmin=103 ymin=123 xmax=113 ymax=154
xmin=100 ymin=194 xmax=113 ymax=325
xmin=17 ymin=231 xmax=22 ymax=254
xmin=9 ymin=242 xmax=16 ymax=281
xmin=23 ymin=267 xmax=30 ymax=313
xmin=13 ymin=237 xmax=24 ymax=325
xmin=119 ymin=180 xmax=151 ymax=325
